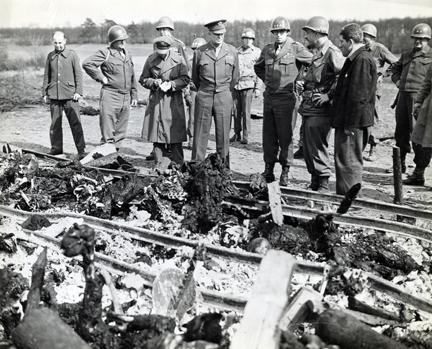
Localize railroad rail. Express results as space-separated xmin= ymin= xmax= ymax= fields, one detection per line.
xmin=1 ymin=205 xmax=432 ymax=314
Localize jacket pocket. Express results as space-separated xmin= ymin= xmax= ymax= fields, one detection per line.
xmin=67 ymin=81 xmax=75 ymax=87
xmin=225 ymin=55 xmax=235 ymax=75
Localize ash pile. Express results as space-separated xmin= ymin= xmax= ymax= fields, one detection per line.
xmin=1 ymin=150 xmax=432 ymax=348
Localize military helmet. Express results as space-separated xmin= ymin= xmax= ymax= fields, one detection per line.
xmin=361 ymin=24 xmax=377 ymax=38
xmin=191 ymin=37 xmax=206 ymax=49
xmin=411 ymin=23 xmax=432 ymax=40
xmin=270 ymin=17 xmax=290 ymax=32
xmin=241 ymin=28 xmax=256 ymax=39
xmin=302 ymin=16 xmax=329 ymax=35
xmin=156 ymin=16 xmax=175 ymax=31
xmin=107 ymin=25 xmax=128 ymax=45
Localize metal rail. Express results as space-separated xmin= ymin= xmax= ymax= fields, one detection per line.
xmin=2 ymin=205 xmax=432 ymax=314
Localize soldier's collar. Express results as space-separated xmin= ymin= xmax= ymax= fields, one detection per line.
xmin=53 ymin=48 xmax=69 ymax=58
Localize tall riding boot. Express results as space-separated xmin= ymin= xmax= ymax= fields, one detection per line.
xmin=400 ymin=152 xmax=407 ymax=174
xmin=262 ymin=163 xmax=275 ymax=183
xmin=308 ymin=175 xmax=319 ymax=191
xmin=279 ymin=165 xmax=290 ymax=186
xmin=317 ymin=176 xmax=330 ymax=193
xmin=403 ymin=167 xmax=425 ymax=186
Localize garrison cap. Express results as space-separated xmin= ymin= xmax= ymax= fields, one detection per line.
xmin=205 ymin=19 xmax=227 ymax=34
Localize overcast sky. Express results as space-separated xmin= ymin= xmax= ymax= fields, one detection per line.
xmin=1 ymin=0 xmax=432 ymax=28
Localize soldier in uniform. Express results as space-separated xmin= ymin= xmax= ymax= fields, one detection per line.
xmin=191 ymin=19 xmax=239 ymax=165
xmin=361 ymin=23 xmax=398 ymax=161
xmin=185 ymin=37 xmax=207 ymax=149
xmin=230 ymin=28 xmax=261 ymax=144
xmin=391 ymin=23 xmax=432 ymax=174
xmin=299 ymin=16 xmax=345 ymax=192
xmin=82 ymin=25 xmax=138 ymax=150
xmin=254 ymin=17 xmax=313 ymax=186
xmin=139 ymin=36 xmax=190 ymax=166
xmin=42 ymin=31 xmax=86 ymax=159
xmin=332 ymin=23 xmax=377 ymax=195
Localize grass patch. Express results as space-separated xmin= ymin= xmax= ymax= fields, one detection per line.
xmin=0 ymin=47 xmax=46 ymax=71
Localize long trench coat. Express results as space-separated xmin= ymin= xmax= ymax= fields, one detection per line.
xmin=139 ymin=51 xmax=190 ymax=144
xmin=412 ymin=65 xmax=432 ymax=147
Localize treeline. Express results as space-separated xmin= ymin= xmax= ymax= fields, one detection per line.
xmin=1 ymin=17 xmax=431 ymax=54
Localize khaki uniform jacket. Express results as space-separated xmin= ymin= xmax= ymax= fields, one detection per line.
xmin=235 ymin=45 xmax=261 ymax=90
xmin=392 ymin=45 xmax=432 ymax=93
xmin=139 ymin=51 xmax=190 ymax=143
xmin=332 ymin=47 xmax=377 ymax=129
xmin=192 ymin=42 xmax=239 ymax=93
xmin=254 ymin=37 xmax=313 ymax=95
xmin=299 ymin=40 xmax=345 ymax=117
xmin=82 ymin=47 xmax=137 ymax=100
xmin=42 ymin=48 xmax=83 ymax=100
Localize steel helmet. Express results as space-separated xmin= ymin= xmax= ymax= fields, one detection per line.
xmin=191 ymin=37 xmax=206 ymax=49
xmin=156 ymin=16 xmax=175 ymax=31
xmin=270 ymin=17 xmax=290 ymax=32
xmin=241 ymin=28 xmax=256 ymax=39
xmin=361 ymin=24 xmax=377 ymax=38
xmin=302 ymin=16 xmax=329 ymax=35
xmin=107 ymin=25 xmax=128 ymax=45
xmin=411 ymin=23 xmax=432 ymax=40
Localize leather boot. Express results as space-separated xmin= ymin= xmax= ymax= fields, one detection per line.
xmin=401 ymin=152 xmax=407 ymax=174
xmin=279 ymin=165 xmax=290 ymax=186
xmin=317 ymin=176 xmax=330 ymax=192
xmin=262 ymin=163 xmax=275 ymax=183
xmin=294 ymin=147 xmax=304 ymax=159
xmin=403 ymin=168 xmax=425 ymax=186
xmin=230 ymin=133 xmax=241 ymax=142
xmin=308 ymin=175 xmax=319 ymax=191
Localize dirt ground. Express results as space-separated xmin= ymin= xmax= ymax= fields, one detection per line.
xmin=0 ymin=62 xmax=431 ymax=209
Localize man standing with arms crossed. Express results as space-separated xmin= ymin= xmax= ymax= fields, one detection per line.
xmin=82 ymin=25 xmax=137 ymax=151
xmin=42 ymin=31 xmax=86 ymax=159
xmin=361 ymin=23 xmax=398 ymax=161
xmin=299 ymin=16 xmax=345 ymax=192
xmin=391 ymin=23 xmax=432 ymax=174
xmin=255 ymin=17 xmax=313 ymax=186
xmin=191 ymin=19 xmax=239 ymax=166
xmin=230 ymin=28 xmax=261 ymax=145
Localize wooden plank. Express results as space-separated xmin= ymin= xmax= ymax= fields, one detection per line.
xmin=80 ymin=143 xmax=117 ymax=165
xmin=267 ymin=181 xmax=284 ymax=226
xmin=230 ymin=250 xmax=296 ymax=349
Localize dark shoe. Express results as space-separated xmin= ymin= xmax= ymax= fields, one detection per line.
xmin=240 ymin=138 xmax=248 ymax=144
xmin=308 ymin=175 xmax=319 ymax=191
xmin=146 ymin=152 xmax=155 ymax=161
xmin=262 ymin=163 xmax=275 ymax=183
xmin=385 ymin=162 xmax=406 ymax=174
xmin=230 ymin=134 xmax=241 ymax=142
xmin=294 ymin=147 xmax=304 ymax=159
xmin=317 ymin=177 xmax=330 ymax=192
xmin=78 ymin=152 xmax=87 ymax=160
xmin=48 ymin=149 xmax=62 ymax=155
xmin=279 ymin=166 xmax=289 ymax=186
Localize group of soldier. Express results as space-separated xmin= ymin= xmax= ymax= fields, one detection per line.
xmin=41 ymin=15 xmax=432 ymax=196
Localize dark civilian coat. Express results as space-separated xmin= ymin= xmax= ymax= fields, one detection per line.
xmin=42 ymin=48 xmax=83 ymax=100
xmin=332 ymin=46 xmax=377 ymax=129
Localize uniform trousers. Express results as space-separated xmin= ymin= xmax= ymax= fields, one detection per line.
xmin=99 ymin=88 xmax=131 ymax=145
xmin=395 ymin=91 xmax=416 ymax=156
xmin=303 ymin=115 xmax=332 ymax=177
xmin=192 ymin=89 xmax=233 ymax=162
xmin=233 ymin=88 xmax=253 ymax=140
xmin=262 ymin=92 xmax=297 ymax=166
